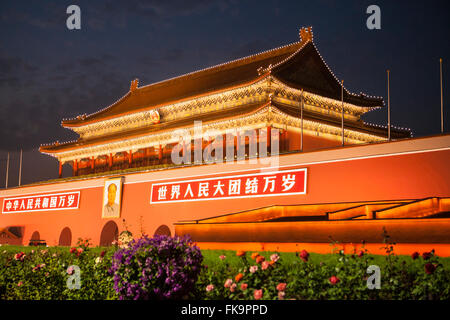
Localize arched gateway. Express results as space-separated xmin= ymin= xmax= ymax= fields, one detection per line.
xmin=100 ymin=221 xmax=119 ymax=246
xmin=58 ymin=227 xmax=72 ymax=246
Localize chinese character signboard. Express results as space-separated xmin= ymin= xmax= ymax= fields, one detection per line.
xmin=2 ymin=191 xmax=80 ymax=214
xmin=150 ymin=168 xmax=307 ymax=204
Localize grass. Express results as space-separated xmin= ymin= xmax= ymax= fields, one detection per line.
xmin=0 ymin=244 xmax=109 ymax=255
xmin=2 ymin=244 xmax=450 ymax=269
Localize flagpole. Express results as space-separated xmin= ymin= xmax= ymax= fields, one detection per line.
xmin=440 ymin=58 xmax=444 ymax=133
xmin=341 ymin=80 xmax=344 ymax=146
xmin=18 ymin=149 xmax=23 ymax=186
xmin=300 ymin=89 xmax=304 ymax=152
xmin=5 ymin=152 xmax=9 ymax=189
xmin=387 ymin=70 xmax=391 ymax=141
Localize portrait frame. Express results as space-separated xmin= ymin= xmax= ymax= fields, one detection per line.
xmin=102 ymin=177 xmax=123 ymax=219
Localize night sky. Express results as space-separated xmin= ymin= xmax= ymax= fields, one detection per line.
xmin=0 ymin=0 xmax=449 ymax=187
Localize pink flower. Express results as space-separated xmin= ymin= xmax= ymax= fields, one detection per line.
xmin=249 ymin=265 xmax=258 ymax=273
xmin=77 ymin=248 xmax=84 ymax=256
xmin=299 ymin=250 xmax=309 ymax=262
xmin=358 ymin=250 xmax=364 ymax=257
xmin=240 ymin=283 xmax=248 ymax=290
xmin=270 ymin=254 xmax=280 ymax=262
xmin=254 ymin=289 xmax=263 ymax=300
xmin=206 ymin=284 xmax=214 ymax=292
xmin=276 ymin=283 xmax=287 ymax=291
xmin=67 ymin=266 xmax=74 ymax=275
xmin=329 ymin=275 xmax=340 ymax=285
xmin=219 ymin=255 xmax=226 ymax=261
xmin=70 ymin=247 xmax=77 ymax=254
xmin=224 ymin=279 xmax=233 ymax=288
xmin=261 ymin=261 xmax=270 ymax=270
xmin=278 ymin=291 xmax=285 ymax=300
xmin=17 ymin=281 xmax=23 ymax=287
xmin=230 ymin=283 xmax=237 ymax=292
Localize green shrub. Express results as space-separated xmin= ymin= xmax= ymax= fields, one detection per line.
xmin=1 ymin=236 xmax=449 ymax=300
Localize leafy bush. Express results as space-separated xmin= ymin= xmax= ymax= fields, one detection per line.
xmin=197 ymin=251 xmax=288 ymax=300
xmin=1 ymin=234 xmax=449 ymax=300
xmin=108 ymin=234 xmax=203 ymax=300
xmin=196 ymin=245 xmax=450 ymax=300
xmin=0 ymin=239 xmax=116 ymax=300
xmin=0 ymin=248 xmax=66 ymax=299
xmin=62 ymin=241 xmax=117 ymax=300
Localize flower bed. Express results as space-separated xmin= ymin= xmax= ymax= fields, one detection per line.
xmin=0 ymin=237 xmax=449 ymax=300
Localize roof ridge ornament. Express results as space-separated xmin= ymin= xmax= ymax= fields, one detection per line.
xmin=130 ymin=79 xmax=139 ymax=92
xmin=299 ymin=26 xmax=313 ymax=43
xmin=257 ymin=66 xmax=264 ymax=75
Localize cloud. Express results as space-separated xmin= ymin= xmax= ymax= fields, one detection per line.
xmin=80 ymin=0 xmax=235 ymax=30
xmin=0 ymin=50 xmax=127 ymax=151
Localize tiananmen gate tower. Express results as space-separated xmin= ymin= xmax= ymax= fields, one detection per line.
xmin=1 ymin=27 xmax=449 ymax=256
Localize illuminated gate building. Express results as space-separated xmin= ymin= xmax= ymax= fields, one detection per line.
xmin=1 ymin=27 xmax=449 ymax=255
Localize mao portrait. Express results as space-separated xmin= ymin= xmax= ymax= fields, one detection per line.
xmin=102 ymin=178 xmax=123 ymax=218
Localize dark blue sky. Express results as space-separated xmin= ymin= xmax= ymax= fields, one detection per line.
xmin=0 ymin=0 xmax=449 ymax=186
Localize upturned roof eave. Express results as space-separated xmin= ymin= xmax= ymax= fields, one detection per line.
xmin=60 ymin=72 xmax=273 ymax=129
xmin=60 ymin=40 xmax=303 ymax=128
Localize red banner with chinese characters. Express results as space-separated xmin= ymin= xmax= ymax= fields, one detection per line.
xmin=150 ymin=168 xmax=307 ymax=203
xmin=2 ymin=191 xmax=80 ymax=213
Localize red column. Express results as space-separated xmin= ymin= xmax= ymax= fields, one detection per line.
xmin=128 ymin=150 xmax=133 ymax=165
xmin=91 ymin=157 xmax=95 ymax=170
xmin=72 ymin=159 xmax=78 ymax=176
xmin=109 ymin=153 xmax=113 ymax=168
xmin=145 ymin=148 xmax=149 ymax=165
xmin=181 ymin=140 xmax=185 ymax=158
xmin=158 ymin=145 xmax=163 ymax=161
xmin=58 ymin=161 xmax=62 ymax=178
xmin=279 ymin=130 xmax=284 ymax=152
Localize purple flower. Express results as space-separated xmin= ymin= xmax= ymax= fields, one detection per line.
xmin=110 ymin=234 xmax=202 ymax=300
